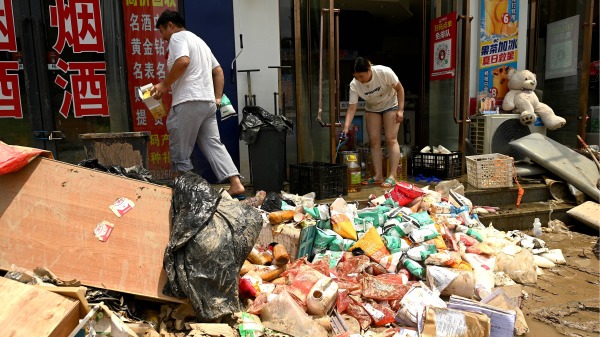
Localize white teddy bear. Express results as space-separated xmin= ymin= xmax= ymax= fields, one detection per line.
xmin=501 ymin=69 xmax=566 ymax=130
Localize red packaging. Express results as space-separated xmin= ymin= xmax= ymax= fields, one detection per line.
xmin=389 ymin=182 xmax=425 ymax=206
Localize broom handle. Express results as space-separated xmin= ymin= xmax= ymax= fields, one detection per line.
xmin=577 ymin=135 xmax=600 ymax=172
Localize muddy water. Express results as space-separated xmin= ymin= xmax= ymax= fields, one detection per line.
xmin=520 ymin=230 xmax=600 ymax=337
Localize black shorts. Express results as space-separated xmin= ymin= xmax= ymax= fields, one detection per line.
xmin=366 ymin=105 xmax=399 ymax=115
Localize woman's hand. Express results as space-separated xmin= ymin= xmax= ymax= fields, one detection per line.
xmin=395 ymin=110 xmax=404 ymax=123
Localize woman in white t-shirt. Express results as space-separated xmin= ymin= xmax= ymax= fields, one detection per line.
xmin=342 ymin=57 xmax=405 ymax=188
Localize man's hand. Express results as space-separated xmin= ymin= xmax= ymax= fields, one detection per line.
xmin=215 ymin=97 xmax=222 ymax=108
xmin=151 ymin=82 xmax=168 ymax=100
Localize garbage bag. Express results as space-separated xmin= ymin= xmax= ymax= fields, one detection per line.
xmin=78 ymin=159 xmax=155 ymax=183
xmin=163 ymin=171 xmax=263 ymax=321
xmin=239 ymin=106 xmax=293 ymax=145
xmin=261 ymin=191 xmax=284 ymax=212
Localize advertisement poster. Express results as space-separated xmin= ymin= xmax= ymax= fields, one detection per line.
xmin=478 ymin=0 xmax=519 ymax=103
xmin=545 ymin=15 xmax=579 ymax=80
xmin=122 ymin=0 xmax=177 ymax=180
xmin=0 ymin=0 xmax=22 ymax=118
xmin=430 ymin=12 xmax=457 ymax=81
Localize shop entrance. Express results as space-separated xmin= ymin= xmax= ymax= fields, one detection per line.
xmin=0 ymin=0 xmax=126 ymax=163
xmin=290 ymin=0 xmax=471 ymax=163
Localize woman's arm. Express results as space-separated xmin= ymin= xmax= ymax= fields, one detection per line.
xmin=343 ymin=103 xmax=358 ymax=135
xmin=394 ymin=81 xmax=405 ymax=123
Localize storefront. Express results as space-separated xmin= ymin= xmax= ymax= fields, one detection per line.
xmin=0 ymin=0 xmax=597 ymax=183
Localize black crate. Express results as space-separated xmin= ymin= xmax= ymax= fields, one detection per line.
xmin=411 ymin=151 xmax=463 ymax=179
xmin=289 ymin=162 xmax=347 ymax=200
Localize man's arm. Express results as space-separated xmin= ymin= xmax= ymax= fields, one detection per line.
xmin=151 ymin=56 xmax=190 ymax=99
xmin=212 ymin=65 xmax=224 ymax=107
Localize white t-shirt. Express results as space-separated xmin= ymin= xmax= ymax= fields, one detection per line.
xmin=167 ymin=31 xmax=219 ymax=106
xmin=349 ymin=65 xmax=399 ymax=112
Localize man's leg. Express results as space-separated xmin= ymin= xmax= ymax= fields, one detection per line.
xmin=167 ymin=102 xmax=203 ymax=173
xmin=196 ymin=102 xmax=245 ymax=195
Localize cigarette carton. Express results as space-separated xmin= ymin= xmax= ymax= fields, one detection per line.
xmin=137 ymin=83 xmax=167 ymax=120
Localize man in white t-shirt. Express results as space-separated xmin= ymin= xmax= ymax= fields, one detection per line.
xmin=342 ymin=57 xmax=405 ymax=189
xmin=152 ymin=10 xmax=244 ymax=197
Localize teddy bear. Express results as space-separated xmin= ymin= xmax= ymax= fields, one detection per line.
xmin=501 ymin=69 xmax=566 ymax=130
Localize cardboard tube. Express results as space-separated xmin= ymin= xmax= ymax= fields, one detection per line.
xmin=268 ymin=210 xmax=296 ymax=224
xmin=273 ymin=244 xmax=290 ymax=265
xmin=543 ymin=177 xmax=573 ymax=202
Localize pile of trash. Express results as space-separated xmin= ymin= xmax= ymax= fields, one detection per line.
xmin=237 ymin=180 xmax=568 ymax=337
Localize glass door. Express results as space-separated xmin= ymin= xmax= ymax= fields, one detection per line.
xmin=424 ymin=1 xmax=467 ymax=151
xmin=0 ymin=0 xmax=116 ymax=163
xmin=531 ymin=0 xmax=598 ymax=147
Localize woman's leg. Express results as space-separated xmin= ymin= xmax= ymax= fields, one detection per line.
xmin=382 ymin=109 xmax=401 ymax=180
xmin=366 ymin=112 xmax=384 ymax=181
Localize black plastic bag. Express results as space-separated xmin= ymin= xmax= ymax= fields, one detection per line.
xmin=239 ymin=106 xmax=293 ymax=145
xmin=78 ymin=158 xmax=155 ymax=183
xmin=261 ymin=191 xmax=284 ymax=213
xmin=163 ymin=171 xmax=263 ymax=321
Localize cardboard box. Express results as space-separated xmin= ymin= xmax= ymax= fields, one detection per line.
xmin=256 ymin=221 xmax=316 ymax=260
xmin=137 ymin=83 xmax=167 ymax=120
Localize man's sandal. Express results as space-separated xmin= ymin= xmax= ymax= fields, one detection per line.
xmin=381 ymin=177 xmax=396 ymax=188
xmin=361 ymin=177 xmax=383 ymax=186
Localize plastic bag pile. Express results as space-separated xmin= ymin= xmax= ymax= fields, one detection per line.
xmin=236 ymin=181 xmax=566 ymax=337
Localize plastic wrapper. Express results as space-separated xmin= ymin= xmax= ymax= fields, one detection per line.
xmin=390 ymin=182 xmax=425 ymax=206
xmin=287 ymin=265 xmax=327 ymax=307
xmin=163 ymin=172 xmax=262 ymax=321
xmin=336 ymin=288 xmax=351 ymax=313
xmin=331 ymin=213 xmax=358 ymax=240
xmin=362 ymin=301 xmax=396 ymax=327
xmin=261 ymin=291 xmax=328 ymax=337
xmin=495 ymin=245 xmax=537 ymax=284
xmin=361 ymin=273 xmax=410 ymax=301
xmin=409 ymin=211 xmax=435 ymax=227
xmin=434 ymin=179 xmax=465 ymax=199
xmin=350 ymin=227 xmax=392 ymax=268
xmin=346 ymin=295 xmax=373 ymax=330
xmin=239 ymin=105 xmax=293 ymax=145
xmin=335 ymin=255 xmax=371 ymax=276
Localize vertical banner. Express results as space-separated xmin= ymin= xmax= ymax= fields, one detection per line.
xmin=478 ymin=0 xmax=519 ymax=103
xmin=545 ymin=15 xmax=579 ymax=80
xmin=122 ymin=0 xmax=177 ymax=180
xmin=0 ymin=0 xmax=22 ymax=118
xmin=49 ymin=0 xmax=109 ymax=118
xmin=430 ymin=12 xmax=457 ymax=81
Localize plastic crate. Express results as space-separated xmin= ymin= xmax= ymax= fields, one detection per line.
xmin=466 ymin=153 xmax=514 ymax=189
xmin=411 ymin=151 xmax=463 ymax=179
xmin=289 ymin=162 xmax=347 ymax=200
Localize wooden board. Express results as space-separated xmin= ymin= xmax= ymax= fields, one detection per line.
xmin=0 ymin=277 xmax=79 ymax=337
xmin=0 ymin=157 xmax=178 ymax=301
xmin=510 ymin=133 xmax=600 ymax=202
xmin=567 ymin=201 xmax=600 ymax=231
xmin=35 ymin=285 xmax=90 ymax=319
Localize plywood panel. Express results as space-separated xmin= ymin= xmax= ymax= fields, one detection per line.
xmin=0 ymin=157 xmax=177 ymax=301
xmin=0 ymin=277 xmax=79 ymax=337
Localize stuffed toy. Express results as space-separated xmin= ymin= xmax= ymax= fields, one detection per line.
xmin=502 ymin=69 xmax=566 ymax=130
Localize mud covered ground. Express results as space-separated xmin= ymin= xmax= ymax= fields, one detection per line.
xmin=521 ymin=228 xmax=599 ymax=337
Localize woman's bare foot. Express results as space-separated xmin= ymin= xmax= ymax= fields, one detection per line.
xmin=227 ymin=175 xmax=245 ymax=196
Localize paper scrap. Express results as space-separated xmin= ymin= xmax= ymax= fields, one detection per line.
xmin=94 ymin=221 xmax=114 ymax=242
xmin=109 ymin=197 xmax=135 ymax=217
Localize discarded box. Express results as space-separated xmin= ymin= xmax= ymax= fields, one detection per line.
xmin=137 ymin=83 xmax=167 ymax=120
xmin=256 ymin=221 xmax=316 ymax=260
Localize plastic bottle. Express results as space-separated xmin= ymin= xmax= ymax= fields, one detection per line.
xmin=345 ymin=153 xmax=362 ymax=193
xmin=533 ymin=217 xmax=542 ymax=237
xmin=306 ymin=277 xmax=339 ymax=317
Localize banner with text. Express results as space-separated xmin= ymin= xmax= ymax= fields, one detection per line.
xmin=122 ymin=0 xmax=177 ymax=180
xmin=478 ymin=0 xmax=519 ymax=103
xmin=430 ymin=12 xmax=457 ymax=81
